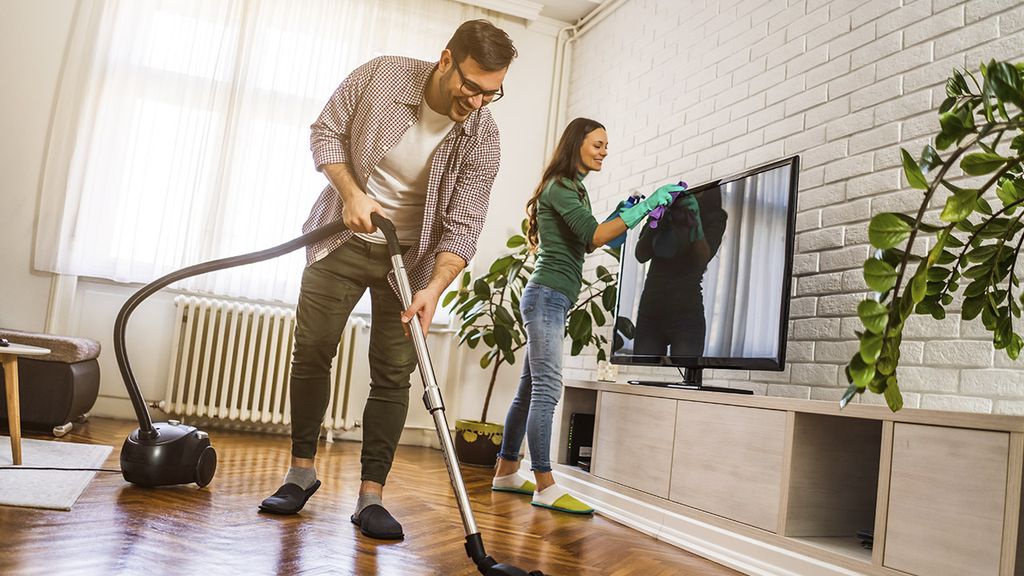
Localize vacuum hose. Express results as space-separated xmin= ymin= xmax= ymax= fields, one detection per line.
xmin=114 ymin=214 xmax=543 ymax=573
xmin=113 ymin=220 xmax=345 ymax=487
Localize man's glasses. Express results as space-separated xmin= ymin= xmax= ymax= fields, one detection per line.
xmin=453 ymin=59 xmax=504 ymax=104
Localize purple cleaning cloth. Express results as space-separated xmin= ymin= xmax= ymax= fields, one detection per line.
xmin=647 ymin=181 xmax=688 ymax=229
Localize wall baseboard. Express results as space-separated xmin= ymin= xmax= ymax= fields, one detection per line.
xmin=548 ymin=463 xmax=867 ymax=576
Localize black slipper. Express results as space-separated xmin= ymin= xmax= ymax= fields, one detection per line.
xmin=258 ymin=480 xmax=321 ymax=515
xmin=350 ymin=503 xmax=404 ymax=540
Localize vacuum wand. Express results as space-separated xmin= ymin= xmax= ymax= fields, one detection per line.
xmin=370 ymin=214 xmax=543 ymax=576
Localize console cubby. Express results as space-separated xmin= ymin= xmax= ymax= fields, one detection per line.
xmin=556 ymin=380 xmax=1024 ymax=576
xmin=555 ymin=386 xmax=597 ymax=467
xmin=782 ymin=412 xmax=882 ymax=563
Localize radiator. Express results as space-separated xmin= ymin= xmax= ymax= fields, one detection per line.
xmin=163 ymin=295 xmax=369 ymax=432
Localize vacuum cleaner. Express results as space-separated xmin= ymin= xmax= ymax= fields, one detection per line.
xmin=113 ymin=213 xmax=543 ymax=576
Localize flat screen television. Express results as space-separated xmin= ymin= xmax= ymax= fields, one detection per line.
xmin=610 ymin=156 xmax=800 ymax=394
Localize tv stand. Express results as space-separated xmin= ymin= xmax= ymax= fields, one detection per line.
xmin=629 ymin=367 xmax=754 ymax=395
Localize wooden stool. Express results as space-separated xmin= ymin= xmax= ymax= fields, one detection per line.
xmin=1 ymin=342 xmax=51 ymax=465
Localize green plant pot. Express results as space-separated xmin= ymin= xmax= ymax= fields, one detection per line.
xmin=454 ymin=419 xmax=503 ymax=467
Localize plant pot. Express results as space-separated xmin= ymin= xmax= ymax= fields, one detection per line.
xmin=454 ymin=419 xmax=503 ymax=467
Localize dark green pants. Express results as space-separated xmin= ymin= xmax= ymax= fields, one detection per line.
xmin=289 ymin=236 xmax=417 ymax=485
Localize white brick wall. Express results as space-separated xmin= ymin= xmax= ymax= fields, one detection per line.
xmin=565 ymin=0 xmax=1024 ymax=414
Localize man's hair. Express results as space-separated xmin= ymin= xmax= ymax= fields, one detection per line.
xmin=446 ymin=19 xmax=517 ymax=71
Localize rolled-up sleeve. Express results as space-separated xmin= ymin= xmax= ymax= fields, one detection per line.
xmin=546 ymin=179 xmax=599 ymax=244
xmin=310 ymin=58 xmax=378 ymax=171
xmin=434 ymin=126 xmax=501 ymax=264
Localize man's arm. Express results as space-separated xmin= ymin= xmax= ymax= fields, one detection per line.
xmin=321 ymin=163 xmax=381 ymax=234
xmin=402 ymin=251 xmax=466 ymax=336
xmin=310 ymin=58 xmax=384 ymax=233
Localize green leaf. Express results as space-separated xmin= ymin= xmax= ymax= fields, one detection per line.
xmin=868 ymin=213 xmax=912 ymax=249
xmin=883 ymin=379 xmax=904 ymax=412
xmin=858 ymin=299 xmax=888 ymax=334
xmin=446 ymin=290 xmax=465 ymax=309
xmin=963 ymin=294 xmax=986 ymax=320
xmin=911 ymin=266 xmax=928 ymax=303
xmin=493 ymin=324 xmax=512 ymax=354
xmin=937 ymin=110 xmax=968 ymax=150
xmin=489 ymin=255 xmax=515 ymax=275
xmin=997 ymin=180 xmax=1022 ymax=211
xmin=921 ymin=145 xmax=943 ymax=172
xmin=961 ymin=152 xmax=1009 ymax=176
xmin=877 ymin=345 xmax=898 ymax=376
xmin=590 ymin=301 xmax=606 ymax=326
xmin=966 ymin=244 xmax=1000 ymax=263
xmin=506 ymin=235 xmax=526 ymax=248
xmin=939 ymin=189 xmax=978 ymax=222
xmin=1008 ymin=334 xmax=1024 ymax=360
xmin=848 ymin=353 xmax=876 ymax=389
xmin=916 ymin=298 xmax=946 ymax=319
xmin=860 ymin=332 xmax=884 ymax=364
xmin=864 ymin=259 xmax=898 ymax=292
xmin=901 ymin=149 xmax=928 ymax=190
xmin=567 ymin=309 xmax=592 ymax=344
xmin=596 ymin=265 xmax=612 ymax=282
xmin=494 ymin=305 xmax=516 ymax=329
xmin=988 ymin=61 xmax=1024 ymax=108
xmin=602 ymin=285 xmax=617 ymax=311
xmin=936 ymin=249 xmax=957 ymax=265
xmin=473 ymin=279 xmax=491 ymax=299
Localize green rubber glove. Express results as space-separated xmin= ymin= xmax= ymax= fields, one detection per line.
xmin=678 ymin=193 xmax=705 ymax=242
xmin=620 ymin=184 xmax=685 ymax=228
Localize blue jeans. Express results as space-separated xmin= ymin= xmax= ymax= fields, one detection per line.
xmin=498 ymin=282 xmax=573 ymax=473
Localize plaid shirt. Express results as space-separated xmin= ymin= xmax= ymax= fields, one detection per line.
xmin=304 ymin=55 xmax=501 ymax=295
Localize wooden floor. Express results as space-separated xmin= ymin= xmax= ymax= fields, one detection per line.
xmin=0 ymin=418 xmax=740 ymax=576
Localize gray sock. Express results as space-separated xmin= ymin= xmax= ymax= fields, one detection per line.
xmin=354 ymin=493 xmax=383 ymax=516
xmin=283 ymin=466 xmax=317 ymax=490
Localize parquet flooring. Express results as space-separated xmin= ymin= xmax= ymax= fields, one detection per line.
xmin=0 ymin=418 xmax=741 ymax=576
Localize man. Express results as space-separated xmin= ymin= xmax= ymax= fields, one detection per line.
xmin=258 ymin=20 xmax=517 ymax=541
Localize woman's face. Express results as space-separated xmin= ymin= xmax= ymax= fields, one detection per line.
xmin=578 ymin=128 xmax=608 ymax=173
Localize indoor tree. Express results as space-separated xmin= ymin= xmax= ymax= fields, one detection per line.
xmin=845 ymin=60 xmax=1024 ymax=411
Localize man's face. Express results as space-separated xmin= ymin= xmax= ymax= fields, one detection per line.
xmin=438 ymin=51 xmax=507 ymax=122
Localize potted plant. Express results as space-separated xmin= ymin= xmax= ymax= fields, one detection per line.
xmin=444 ymin=219 xmax=619 ymax=465
xmin=845 ymin=60 xmax=1024 ymax=411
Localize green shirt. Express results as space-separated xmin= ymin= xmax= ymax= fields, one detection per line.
xmin=532 ymin=174 xmax=599 ymax=302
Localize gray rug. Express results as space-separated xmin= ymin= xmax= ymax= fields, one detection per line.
xmin=0 ymin=436 xmax=113 ymax=510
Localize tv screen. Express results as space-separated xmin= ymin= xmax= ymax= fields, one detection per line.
xmin=610 ymin=156 xmax=800 ymax=380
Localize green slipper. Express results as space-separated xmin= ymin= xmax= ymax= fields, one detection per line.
xmin=531 ymin=492 xmax=594 ymax=515
xmin=491 ymin=478 xmax=536 ymax=495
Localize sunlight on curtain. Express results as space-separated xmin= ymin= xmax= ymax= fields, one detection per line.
xmin=703 ymin=168 xmax=791 ymax=357
xmin=37 ymin=0 xmax=488 ymax=304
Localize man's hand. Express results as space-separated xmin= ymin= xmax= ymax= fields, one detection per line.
xmin=402 ymin=286 xmax=443 ymax=337
xmin=342 ymin=192 xmax=383 ymax=234
xmin=321 ymin=163 xmax=380 ymax=233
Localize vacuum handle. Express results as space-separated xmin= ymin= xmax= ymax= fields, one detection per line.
xmin=370 ymin=212 xmax=402 ymax=257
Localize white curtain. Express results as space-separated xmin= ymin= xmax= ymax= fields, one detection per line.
xmin=36 ymin=0 xmax=489 ymax=303
xmin=702 ymin=167 xmax=791 ymax=357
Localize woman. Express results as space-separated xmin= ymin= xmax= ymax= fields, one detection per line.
xmin=491 ymin=117 xmax=682 ymax=514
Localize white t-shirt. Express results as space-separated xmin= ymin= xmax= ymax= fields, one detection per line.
xmin=357 ymin=98 xmax=454 ymax=245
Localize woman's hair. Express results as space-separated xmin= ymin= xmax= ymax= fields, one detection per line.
xmin=446 ymin=19 xmax=517 ymax=71
xmin=525 ymin=117 xmax=606 ymax=250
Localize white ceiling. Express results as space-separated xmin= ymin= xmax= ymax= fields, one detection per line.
xmin=458 ymin=0 xmax=605 ymax=25
xmin=536 ymin=0 xmax=605 ymax=24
